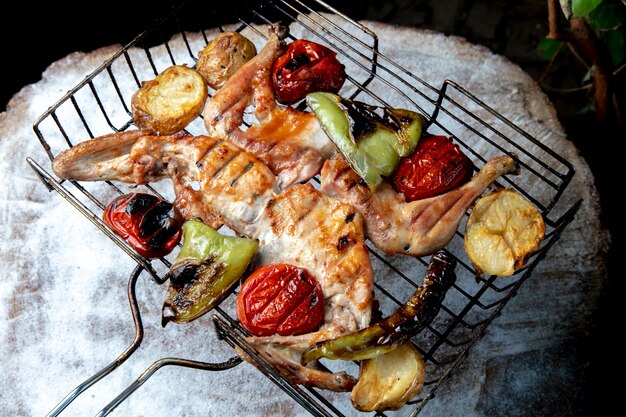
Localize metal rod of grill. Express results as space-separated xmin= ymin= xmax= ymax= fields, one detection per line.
xmin=44 ymin=265 xmax=145 ymax=417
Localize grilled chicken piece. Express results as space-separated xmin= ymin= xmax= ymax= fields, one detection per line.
xmin=52 ymin=131 xmax=373 ymax=391
xmin=237 ymin=331 xmax=357 ymax=391
xmin=256 ymin=183 xmax=372 ymax=332
xmin=52 ymin=130 xmax=153 ymax=183
xmin=203 ymin=23 xmax=334 ymax=189
xmin=321 ymin=155 xmax=519 ymax=257
xmin=53 ymin=131 xmax=225 ymax=228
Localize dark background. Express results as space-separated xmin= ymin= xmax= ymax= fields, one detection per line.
xmin=2 ymin=1 xmax=620 ymax=415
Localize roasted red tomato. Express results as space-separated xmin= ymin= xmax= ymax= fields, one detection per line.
xmin=237 ymin=264 xmax=325 ymax=336
xmin=103 ymin=193 xmax=183 ymax=258
xmin=392 ymin=135 xmax=474 ymax=201
xmin=272 ymin=39 xmax=346 ymax=105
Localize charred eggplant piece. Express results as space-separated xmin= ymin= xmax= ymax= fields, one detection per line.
xmin=301 ymin=251 xmax=456 ymax=363
xmin=307 ymin=92 xmax=422 ymax=189
xmin=162 ymin=219 xmax=258 ymax=326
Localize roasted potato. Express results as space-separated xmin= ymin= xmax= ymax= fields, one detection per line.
xmin=132 ymin=65 xmax=207 ymax=135
xmin=196 ymin=31 xmax=257 ymax=89
xmin=465 ymin=188 xmax=545 ymax=276
xmin=351 ymin=343 xmax=426 ymax=412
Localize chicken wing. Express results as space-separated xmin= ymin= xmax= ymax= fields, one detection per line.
xmin=202 ymin=24 xmax=334 ymax=189
xmin=321 ymin=154 xmax=519 ymax=257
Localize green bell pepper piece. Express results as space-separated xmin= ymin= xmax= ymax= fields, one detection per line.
xmin=306 ymin=92 xmax=423 ymax=189
xmin=162 ymin=219 xmax=258 ymax=326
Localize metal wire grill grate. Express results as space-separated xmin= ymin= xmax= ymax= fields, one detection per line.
xmin=30 ymin=1 xmax=580 ymax=416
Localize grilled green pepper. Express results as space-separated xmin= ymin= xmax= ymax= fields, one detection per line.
xmin=301 ymin=251 xmax=456 ymax=363
xmin=162 ymin=219 xmax=258 ymax=326
xmin=306 ymin=92 xmax=423 ymax=189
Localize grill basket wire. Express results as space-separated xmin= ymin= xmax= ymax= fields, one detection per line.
xmin=29 ymin=0 xmax=580 ymax=416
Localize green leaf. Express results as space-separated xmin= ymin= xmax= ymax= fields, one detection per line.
xmin=572 ymin=101 xmax=595 ymax=116
xmin=604 ymin=29 xmax=625 ymax=65
xmin=572 ymin=0 xmax=604 ymax=17
xmin=589 ymin=2 xmax=625 ymax=29
xmin=537 ymin=38 xmax=562 ymax=60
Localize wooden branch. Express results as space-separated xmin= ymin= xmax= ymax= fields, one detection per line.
xmin=547 ymin=0 xmax=576 ymax=42
xmin=613 ymin=93 xmax=624 ymax=128
xmin=570 ymin=17 xmax=613 ymax=123
xmin=547 ymin=0 xmax=561 ymax=39
xmin=545 ymin=0 xmax=617 ymax=125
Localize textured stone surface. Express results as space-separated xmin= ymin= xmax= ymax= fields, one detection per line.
xmin=0 ymin=15 xmax=608 ymax=417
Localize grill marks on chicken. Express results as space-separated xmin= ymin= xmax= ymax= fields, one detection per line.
xmin=321 ymin=155 xmax=519 ymax=257
xmin=241 ymin=184 xmax=373 ymax=391
xmin=194 ymin=139 xmax=276 ymax=236
xmin=257 ymin=184 xmax=372 ymax=332
xmin=51 ymin=131 xmax=373 ymax=391
xmin=203 ymin=24 xmax=334 ymax=189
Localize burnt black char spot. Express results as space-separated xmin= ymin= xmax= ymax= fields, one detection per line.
xmin=298 ymin=269 xmax=309 ymax=283
xmin=339 ymin=98 xmax=405 ymax=141
xmin=337 ymin=235 xmax=354 ymax=251
xmin=284 ymin=53 xmax=311 ymax=72
xmin=140 ymin=202 xmax=177 ymax=239
xmin=345 ymin=212 xmax=355 ymax=223
xmin=124 ymin=193 xmax=157 ymax=215
xmin=166 ymin=262 xmax=200 ymax=288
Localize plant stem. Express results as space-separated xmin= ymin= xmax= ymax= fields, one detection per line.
xmin=546 ymin=0 xmax=616 ymax=124
xmin=547 ymin=0 xmax=561 ymax=39
xmin=569 ymin=17 xmax=612 ymax=123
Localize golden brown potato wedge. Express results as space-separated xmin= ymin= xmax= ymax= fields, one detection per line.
xmin=132 ymin=65 xmax=207 ymax=135
xmin=196 ymin=32 xmax=257 ymax=89
xmin=351 ymin=343 xmax=426 ymax=412
xmin=465 ymin=188 xmax=545 ymax=276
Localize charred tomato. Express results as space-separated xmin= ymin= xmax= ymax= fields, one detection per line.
xmin=392 ymin=135 xmax=474 ymax=201
xmin=103 ymin=193 xmax=183 ymax=258
xmin=237 ymin=264 xmax=325 ymax=336
xmin=272 ymin=39 xmax=346 ymax=105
